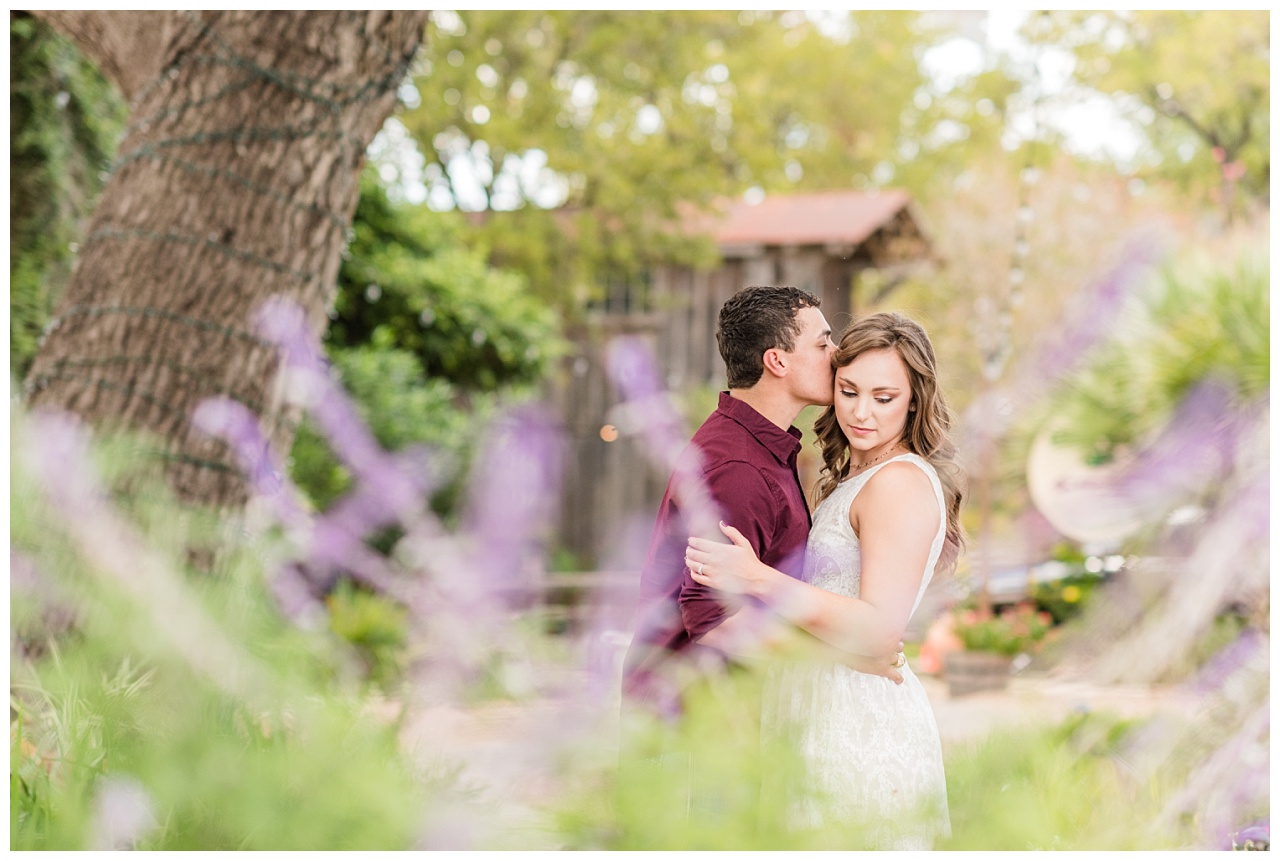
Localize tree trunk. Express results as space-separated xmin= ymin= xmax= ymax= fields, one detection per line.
xmin=24 ymin=11 xmax=430 ymax=509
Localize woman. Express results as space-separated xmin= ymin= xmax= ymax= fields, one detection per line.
xmin=685 ymin=311 xmax=965 ymax=848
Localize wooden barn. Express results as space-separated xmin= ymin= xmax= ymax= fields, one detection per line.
xmin=553 ymin=189 xmax=934 ymax=567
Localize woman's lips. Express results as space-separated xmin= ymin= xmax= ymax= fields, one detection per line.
xmin=848 ymin=426 xmax=874 ymax=436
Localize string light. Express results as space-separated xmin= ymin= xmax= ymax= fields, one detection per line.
xmin=26 ymin=372 xmax=204 ymax=425
xmin=156 ymin=451 xmax=239 ymax=474
xmin=45 ymin=304 xmax=271 ymax=346
xmin=84 ymin=226 xmax=320 ymax=284
xmin=115 ymin=152 xmax=350 ymax=230
xmin=28 ymin=355 xmax=271 ymax=415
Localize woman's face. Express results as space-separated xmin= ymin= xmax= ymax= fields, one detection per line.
xmin=833 ymin=347 xmax=913 ymax=459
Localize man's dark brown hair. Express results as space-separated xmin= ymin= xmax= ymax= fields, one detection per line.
xmin=716 ymin=285 xmax=822 ymax=388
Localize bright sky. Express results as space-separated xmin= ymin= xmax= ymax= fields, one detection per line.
xmin=921 ymin=10 xmax=1145 ymax=164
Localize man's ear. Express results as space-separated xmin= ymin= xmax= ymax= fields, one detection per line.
xmin=762 ymin=347 xmax=787 ymax=378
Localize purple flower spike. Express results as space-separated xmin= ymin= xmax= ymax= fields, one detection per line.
xmin=303 ymin=450 xmax=436 ymax=585
xmin=606 ymin=334 xmax=665 ymax=401
xmin=191 ymin=394 xmax=333 ymax=620
xmin=1023 ymin=233 xmax=1166 ymax=388
xmin=1231 ymin=821 xmax=1270 ymax=850
xmin=1100 ymin=380 xmax=1239 ymax=511
xmin=87 ymin=775 xmax=158 ymax=850
xmin=21 ymin=410 xmax=273 ymax=701
xmin=192 ymin=389 xmax=404 ymax=624
xmin=11 ymin=549 xmax=42 ymax=593
xmin=304 ymin=518 xmax=409 ymax=601
xmin=1192 ymin=628 xmax=1268 ymax=696
xmin=254 ymin=297 xmax=431 ymax=531
xmin=605 ymin=335 xmax=691 ymax=468
xmin=604 ymin=335 xmax=721 ymax=538
xmin=24 ymin=411 xmax=105 ymax=517
xmin=255 ymin=300 xmax=383 ymax=470
xmin=462 ymin=405 xmax=564 ymax=606
xmin=191 ymin=397 xmax=290 ymax=502
xmin=270 ymin=563 xmax=329 ymax=630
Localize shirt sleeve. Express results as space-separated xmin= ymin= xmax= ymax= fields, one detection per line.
xmin=678 ymin=459 xmax=778 ymax=641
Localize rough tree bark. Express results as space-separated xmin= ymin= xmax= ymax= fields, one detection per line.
xmin=24 ymin=11 xmax=431 ymax=509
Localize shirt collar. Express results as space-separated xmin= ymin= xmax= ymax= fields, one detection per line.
xmin=716 ymin=391 xmax=803 ymax=465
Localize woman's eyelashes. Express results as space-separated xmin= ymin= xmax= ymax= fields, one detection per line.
xmin=839 ymin=389 xmax=894 ymax=404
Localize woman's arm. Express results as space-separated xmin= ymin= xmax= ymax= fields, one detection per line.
xmin=698 ymin=609 xmax=905 ymax=682
xmin=687 ymin=461 xmax=939 ymax=658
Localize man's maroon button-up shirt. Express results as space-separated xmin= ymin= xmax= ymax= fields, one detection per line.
xmin=623 ymin=392 xmax=812 ymax=704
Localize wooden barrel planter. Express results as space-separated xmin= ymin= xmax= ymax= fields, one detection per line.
xmin=943 ymin=651 xmax=1014 ymax=697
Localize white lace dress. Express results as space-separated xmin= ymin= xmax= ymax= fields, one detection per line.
xmin=763 ymin=454 xmax=950 ymax=848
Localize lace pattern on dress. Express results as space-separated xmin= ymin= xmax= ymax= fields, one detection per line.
xmin=765 ymin=454 xmax=950 ymax=849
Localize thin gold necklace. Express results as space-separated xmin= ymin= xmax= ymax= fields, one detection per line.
xmin=850 ymin=440 xmax=905 ymax=474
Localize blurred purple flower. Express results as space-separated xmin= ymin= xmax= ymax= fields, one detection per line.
xmin=192 ymin=298 xmax=463 ymax=626
xmin=961 ymin=236 xmax=1167 ymax=454
xmin=24 ymin=410 xmax=108 ymax=519
xmin=1027 ymin=233 xmax=1165 ymax=386
xmin=303 ymin=520 xmax=404 ymax=599
xmin=604 ymin=336 xmax=689 ymax=465
xmin=270 ymin=562 xmax=329 ymax=630
xmin=1195 ymin=705 xmax=1270 ymax=847
xmin=604 ymin=335 xmax=721 ymax=540
xmin=255 ymin=298 xmax=422 ymax=524
xmin=605 ymin=334 xmax=664 ymax=401
xmin=191 ymin=397 xmax=303 ymax=526
xmin=253 ymin=299 xmax=539 ymax=698
xmin=22 ymin=410 xmax=274 ymax=701
xmin=10 ymin=549 xmax=81 ymax=658
xmin=11 ymin=549 xmax=43 ymax=594
xmin=321 ymin=447 xmax=438 ymax=539
xmin=603 ymin=334 xmax=783 ymax=681
xmin=461 ymin=405 xmax=564 ymax=606
xmin=1103 ymin=380 xmax=1243 ymax=512
xmin=1231 ymin=820 xmax=1270 ymax=851
xmin=192 ymin=395 xmax=365 ymax=622
xmin=87 ymin=775 xmax=158 ymax=850
xmin=1192 ymin=628 xmax=1269 ymax=696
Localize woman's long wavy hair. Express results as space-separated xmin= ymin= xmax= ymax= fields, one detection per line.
xmin=813 ymin=311 xmax=967 ymax=573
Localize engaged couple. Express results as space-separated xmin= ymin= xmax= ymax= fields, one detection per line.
xmin=623 ymin=285 xmax=965 ymax=849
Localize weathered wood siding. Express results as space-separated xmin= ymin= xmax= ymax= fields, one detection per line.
xmin=555 ymin=230 xmax=928 ymax=565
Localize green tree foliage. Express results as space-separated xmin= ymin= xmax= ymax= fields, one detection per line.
xmin=288 ymin=172 xmax=565 ymax=517
xmin=9 ymin=12 xmax=126 ymax=379
xmin=329 ymin=171 xmax=562 ymax=392
xmin=401 ymin=11 xmax=992 ymax=304
xmin=1022 ymin=11 xmax=1269 ymax=216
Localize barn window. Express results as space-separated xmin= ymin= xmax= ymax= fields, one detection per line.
xmin=588 ymin=270 xmax=652 ymax=316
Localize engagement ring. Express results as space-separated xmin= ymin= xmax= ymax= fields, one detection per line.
xmin=893 ymin=652 xmax=906 ymax=669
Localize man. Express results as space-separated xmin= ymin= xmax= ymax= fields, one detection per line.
xmin=622 ymin=285 xmax=901 ymax=714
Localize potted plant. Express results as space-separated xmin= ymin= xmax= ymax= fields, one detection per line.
xmin=943 ymin=601 xmax=1054 ymax=696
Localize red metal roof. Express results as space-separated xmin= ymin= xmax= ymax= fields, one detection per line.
xmin=686 ymin=189 xmax=912 ymax=248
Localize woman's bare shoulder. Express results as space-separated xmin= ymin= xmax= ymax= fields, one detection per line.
xmin=857 ymin=458 xmax=938 ymax=512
